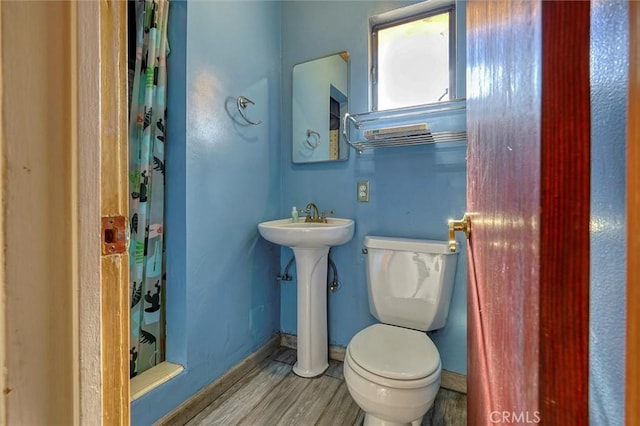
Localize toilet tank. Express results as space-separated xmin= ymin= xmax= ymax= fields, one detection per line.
xmin=364 ymin=236 xmax=458 ymax=331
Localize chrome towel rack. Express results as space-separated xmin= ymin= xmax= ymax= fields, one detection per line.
xmin=305 ymin=129 xmax=320 ymax=149
xmin=236 ymin=96 xmax=262 ymax=125
xmin=343 ymin=99 xmax=467 ymax=153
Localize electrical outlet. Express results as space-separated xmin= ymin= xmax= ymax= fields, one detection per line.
xmin=357 ymin=180 xmax=369 ymax=202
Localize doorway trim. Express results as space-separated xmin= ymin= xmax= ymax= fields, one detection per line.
xmin=77 ymin=1 xmax=130 ymax=424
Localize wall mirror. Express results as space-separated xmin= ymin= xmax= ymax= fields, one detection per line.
xmin=292 ymin=52 xmax=349 ymax=164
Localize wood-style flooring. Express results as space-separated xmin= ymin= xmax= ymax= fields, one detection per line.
xmin=184 ymin=347 xmax=466 ymax=426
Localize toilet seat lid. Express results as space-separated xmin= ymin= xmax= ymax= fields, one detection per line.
xmin=348 ymin=323 xmax=440 ymax=381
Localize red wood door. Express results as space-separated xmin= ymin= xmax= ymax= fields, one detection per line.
xmin=466 ymin=1 xmax=590 ymax=424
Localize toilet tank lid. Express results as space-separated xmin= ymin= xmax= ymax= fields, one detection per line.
xmin=364 ymin=236 xmax=453 ymax=254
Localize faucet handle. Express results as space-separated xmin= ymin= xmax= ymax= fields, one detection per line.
xmin=320 ymin=209 xmax=335 ymax=221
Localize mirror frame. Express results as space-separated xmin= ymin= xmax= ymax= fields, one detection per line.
xmin=292 ymin=51 xmax=350 ymax=164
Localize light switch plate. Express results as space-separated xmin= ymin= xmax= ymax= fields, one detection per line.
xmin=357 ymin=180 xmax=369 ymax=202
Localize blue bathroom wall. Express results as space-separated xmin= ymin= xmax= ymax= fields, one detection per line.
xmin=590 ymin=1 xmax=628 ymax=424
xmin=280 ymin=1 xmax=468 ymax=374
xmin=129 ymin=1 xmax=631 ymax=423
xmin=131 ymin=1 xmax=282 ymax=424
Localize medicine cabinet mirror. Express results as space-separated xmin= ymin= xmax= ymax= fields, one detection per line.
xmin=292 ymin=52 xmax=349 ymax=164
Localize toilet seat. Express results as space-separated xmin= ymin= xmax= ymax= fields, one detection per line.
xmin=346 ymin=324 xmax=441 ymax=389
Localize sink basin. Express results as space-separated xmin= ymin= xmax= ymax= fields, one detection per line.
xmin=258 ymin=216 xmax=355 ymax=378
xmin=258 ymin=218 xmax=354 ymax=248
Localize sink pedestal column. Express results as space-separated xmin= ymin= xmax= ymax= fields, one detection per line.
xmin=291 ymin=246 xmax=329 ymax=377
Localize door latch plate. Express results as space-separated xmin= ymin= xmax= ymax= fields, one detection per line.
xmin=101 ymin=216 xmax=128 ymax=255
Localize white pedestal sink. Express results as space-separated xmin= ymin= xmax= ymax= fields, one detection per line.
xmin=258 ymin=217 xmax=354 ymax=377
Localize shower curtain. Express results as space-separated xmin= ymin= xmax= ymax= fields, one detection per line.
xmin=129 ymin=0 xmax=170 ymax=378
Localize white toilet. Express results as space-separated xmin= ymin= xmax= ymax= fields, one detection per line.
xmin=343 ymin=236 xmax=458 ymax=426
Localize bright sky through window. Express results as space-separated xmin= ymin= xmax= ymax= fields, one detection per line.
xmin=376 ymin=12 xmax=450 ymax=110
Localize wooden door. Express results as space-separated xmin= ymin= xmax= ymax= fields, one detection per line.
xmin=466 ymin=1 xmax=590 ymax=424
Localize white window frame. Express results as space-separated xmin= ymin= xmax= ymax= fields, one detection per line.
xmin=370 ymin=1 xmax=457 ymax=111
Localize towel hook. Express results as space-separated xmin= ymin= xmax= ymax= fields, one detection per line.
xmin=236 ymin=96 xmax=262 ymax=125
xmin=304 ymin=129 xmax=320 ymax=149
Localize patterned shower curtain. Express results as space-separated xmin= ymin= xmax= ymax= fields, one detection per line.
xmin=129 ymin=0 xmax=170 ymax=378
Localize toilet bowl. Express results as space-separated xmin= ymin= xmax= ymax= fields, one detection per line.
xmin=343 ymin=324 xmax=441 ymax=426
xmin=343 ymin=236 xmax=458 ymax=426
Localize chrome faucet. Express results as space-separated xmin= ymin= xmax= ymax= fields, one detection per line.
xmin=305 ymin=202 xmax=320 ymax=223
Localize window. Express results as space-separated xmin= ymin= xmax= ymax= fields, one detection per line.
xmin=372 ymin=4 xmax=455 ymax=111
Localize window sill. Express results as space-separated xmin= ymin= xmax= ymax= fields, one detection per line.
xmin=131 ymin=361 xmax=184 ymax=401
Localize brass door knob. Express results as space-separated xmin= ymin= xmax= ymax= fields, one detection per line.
xmin=448 ymin=214 xmax=471 ymax=252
